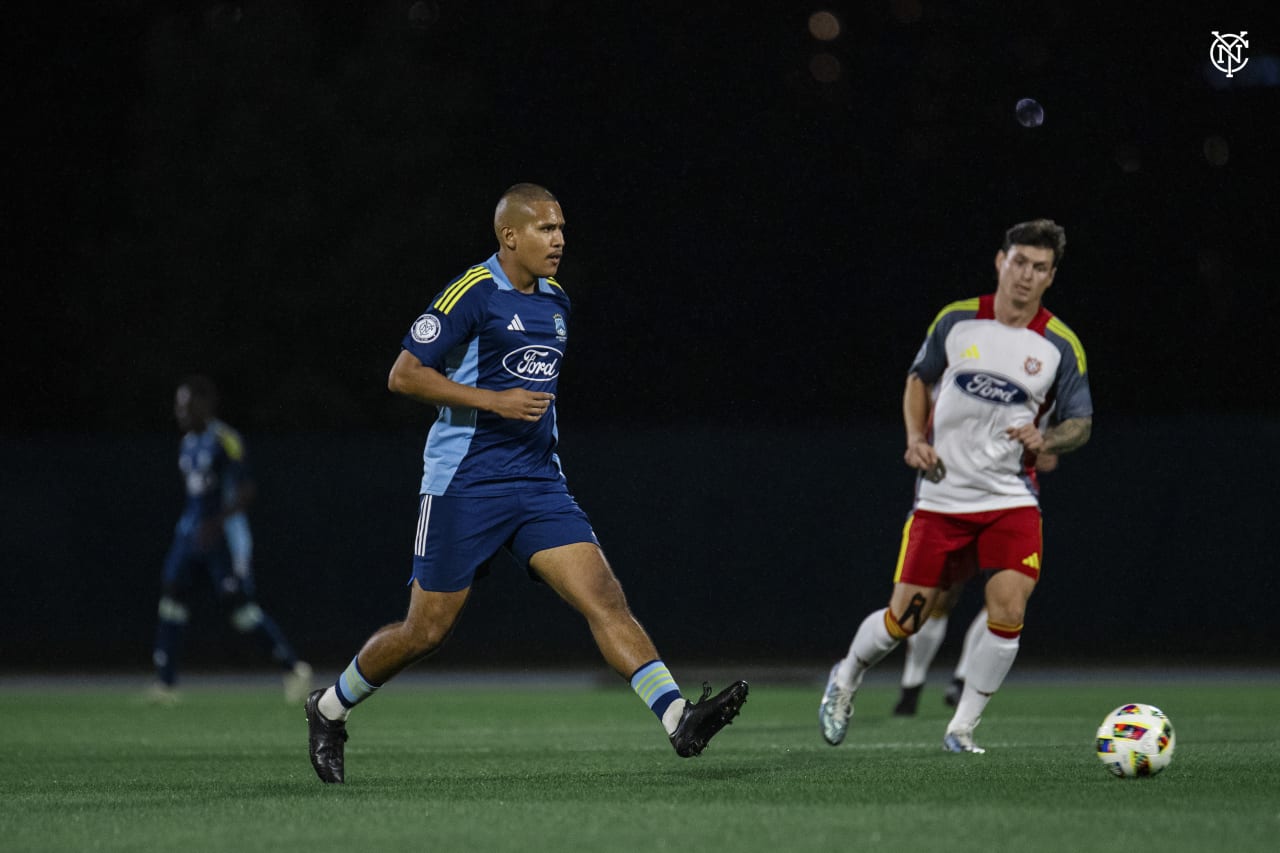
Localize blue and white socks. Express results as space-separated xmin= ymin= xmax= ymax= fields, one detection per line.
xmin=630 ymin=660 xmax=687 ymax=735
xmin=318 ymin=656 xmax=380 ymax=722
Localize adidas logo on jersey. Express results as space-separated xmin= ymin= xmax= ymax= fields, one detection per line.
xmin=507 ymin=314 xmax=526 ymax=332
xmin=962 ymin=344 xmax=980 ymax=360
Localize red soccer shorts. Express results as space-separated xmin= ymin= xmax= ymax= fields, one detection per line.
xmin=893 ymin=506 xmax=1043 ymax=587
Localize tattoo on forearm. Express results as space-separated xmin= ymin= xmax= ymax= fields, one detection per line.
xmin=1044 ymin=417 xmax=1092 ymax=454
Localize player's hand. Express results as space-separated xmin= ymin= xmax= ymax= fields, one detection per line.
xmin=904 ymin=438 xmax=944 ymax=482
xmin=1005 ymin=423 xmax=1046 ymax=454
xmin=489 ymin=389 xmax=555 ymax=422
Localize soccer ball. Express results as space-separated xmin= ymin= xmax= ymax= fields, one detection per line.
xmin=1095 ymin=703 xmax=1175 ymax=778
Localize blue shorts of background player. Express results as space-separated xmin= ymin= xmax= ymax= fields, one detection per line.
xmin=411 ymin=484 xmax=598 ymax=592
xmin=161 ymin=520 xmax=256 ymax=600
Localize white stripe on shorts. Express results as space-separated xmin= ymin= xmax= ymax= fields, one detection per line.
xmin=414 ymin=494 xmax=433 ymax=557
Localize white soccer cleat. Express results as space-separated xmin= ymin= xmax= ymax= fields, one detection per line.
xmin=819 ymin=663 xmax=855 ymax=746
xmin=284 ymin=661 xmax=314 ymax=705
xmin=943 ymin=726 xmax=986 ymax=754
xmin=143 ymin=682 xmax=181 ymax=706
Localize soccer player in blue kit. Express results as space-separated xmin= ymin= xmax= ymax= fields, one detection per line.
xmin=305 ymin=183 xmax=748 ymax=783
xmin=150 ymin=376 xmax=312 ymax=704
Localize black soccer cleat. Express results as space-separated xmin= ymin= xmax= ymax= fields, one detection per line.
xmin=669 ymin=680 xmax=749 ymax=757
xmin=305 ymin=688 xmax=349 ymax=784
xmin=893 ymin=684 xmax=922 ymax=717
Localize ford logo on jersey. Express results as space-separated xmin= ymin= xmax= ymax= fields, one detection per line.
xmin=954 ymin=372 xmax=1029 ymax=405
xmin=502 ymin=346 xmax=562 ymax=382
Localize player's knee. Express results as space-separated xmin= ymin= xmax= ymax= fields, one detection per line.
xmin=594 ymin=572 xmax=630 ymax=610
xmin=985 ymin=598 xmax=1027 ymax=632
xmin=576 ymin=574 xmax=633 ymax=624
xmin=397 ymin=613 xmax=456 ymax=658
xmin=886 ymin=591 xmax=932 ymax=638
xmin=230 ymin=602 xmax=264 ymax=632
xmin=399 ymin=626 xmax=447 ymax=661
xmin=158 ymin=596 xmax=189 ymax=625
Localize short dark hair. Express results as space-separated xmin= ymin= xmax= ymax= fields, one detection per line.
xmin=1003 ymin=219 xmax=1066 ymax=268
xmin=499 ymin=182 xmax=558 ymax=207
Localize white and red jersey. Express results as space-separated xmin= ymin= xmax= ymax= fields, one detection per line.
xmin=909 ymin=294 xmax=1092 ymax=514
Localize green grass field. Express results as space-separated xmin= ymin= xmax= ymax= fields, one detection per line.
xmin=3 ymin=674 xmax=1278 ymax=852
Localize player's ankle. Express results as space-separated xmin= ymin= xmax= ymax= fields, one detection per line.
xmin=317 ymin=688 xmax=349 ymax=722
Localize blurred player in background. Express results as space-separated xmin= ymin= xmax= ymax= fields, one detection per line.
xmin=893 ymin=451 xmax=1058 ymax=717
xmin=149 ymin=376 xmax=312 ymax=704
xmin=304 ymin=183 xmax=748 ymax=783
xmin=820 ymin=219 xmax=1092 ymax=753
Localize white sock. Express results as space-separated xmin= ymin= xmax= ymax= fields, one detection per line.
xmin=836 ymin=608 xmax=900 ymax=690
xmin=661 ymin=698 xmax=688 ymax=735
xmin=318 ymin=686 xmax=349 ymax=722
xmin=947 ymin=627 xmax=1019 ymax=732
xmin=953 ymin=608 xmax=988 ymax=681
xmin=902 ymin=614 xmax=948 ymax=688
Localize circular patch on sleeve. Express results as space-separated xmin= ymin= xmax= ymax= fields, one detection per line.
xmin=411 ymin=314 xmax=441 ymax=344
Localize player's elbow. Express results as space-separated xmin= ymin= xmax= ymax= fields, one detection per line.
xmin=1076 ymin=418 xmax=1093 ymax=449
xmin=388 ymin=371 xmax=414 ymax=398
xmin=387 ymin=357 xmax=412 ymax=396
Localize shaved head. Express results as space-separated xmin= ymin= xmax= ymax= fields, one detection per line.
xmin=494 ymin=183 xmax=559 ymax=237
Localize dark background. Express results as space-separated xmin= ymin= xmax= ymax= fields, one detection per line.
xmin=4 ymin=1 xmax=1278 ymax=675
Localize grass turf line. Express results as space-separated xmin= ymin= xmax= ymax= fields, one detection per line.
xmin=2 ymin=681 xmax=1277 ymax=852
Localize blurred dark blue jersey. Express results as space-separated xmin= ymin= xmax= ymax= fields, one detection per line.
xmin=175 ymin=419 xmax=249 ymax=536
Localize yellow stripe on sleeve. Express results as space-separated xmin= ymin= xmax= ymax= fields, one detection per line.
xmin=1046 ymin=317 xmax=1088 ymax=374
xmin=432 ymin=269 xmax=478 ymax=312
xmin=925 ymin=298 xmax=980 ymax=336
xmin=433 ymin=267 xmax=492 ymax=315
xmin=216 ymin=426 xmax=244 ymax=461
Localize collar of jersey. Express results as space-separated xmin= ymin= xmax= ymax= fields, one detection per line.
xmin=483 ymin=253 xmax=555 ymax=295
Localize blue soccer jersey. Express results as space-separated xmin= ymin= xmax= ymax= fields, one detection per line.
xmin=176 ymin=419 xmax=250 ymax=534
xmin=402 ymin=253 xmax=571 ymax=496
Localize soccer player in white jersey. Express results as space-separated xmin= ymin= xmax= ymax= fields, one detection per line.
xmin=304 ymin=184 xmax=747 ymax=783
xmin=820 ymin=219 xmax=1092 ymax=753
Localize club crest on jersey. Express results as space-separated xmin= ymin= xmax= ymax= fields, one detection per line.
xmin=553 ymin=313 xmax=567 ymax=341
xmin=411 ymin=313 xmax=441 ymax=344
xmin=503 ymin=345 xmax=562 ymax=382
xmin=954 ymin=371 xmax=1029 ymax=405
xmin=1024 ymin=356 xmax=1043 ymax=376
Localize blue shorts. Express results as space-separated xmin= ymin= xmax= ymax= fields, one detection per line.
xmin=410 ymin=485 xmax=599 ymax=592
xmin=161 ymin=533 xmax=255 ymax=600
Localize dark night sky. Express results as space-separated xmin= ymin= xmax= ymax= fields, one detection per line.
xmin=6 ymin=1 xmax=1279 ymax=432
